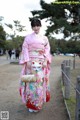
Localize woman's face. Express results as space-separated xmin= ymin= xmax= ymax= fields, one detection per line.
xmin=32 ymin=26 xmax=41 ymax=34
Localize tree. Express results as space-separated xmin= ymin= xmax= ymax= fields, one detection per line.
xmin=0 ymin=16 xmax=6 ymax=49
xmin=5 ymin=20 xmax=26 ymax=40
xmin=5 ymin=20 xmax=26 ymax=49
xmin=5 ymin=36 xmax=24 ymax=51
xmin=0 ymin=26 xmax=6 ymax=48
xmin=30 ymin=0 xmax=80 ymax=40
xmin=0 ymin=16 xmax=4 ymax=25
xmin=49 ymin=37 xmax=57 ymax=53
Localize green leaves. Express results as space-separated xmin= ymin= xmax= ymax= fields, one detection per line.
xmin=31 ymin=0 xmax=80 ymax=39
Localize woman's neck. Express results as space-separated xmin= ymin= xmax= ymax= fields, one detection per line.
xmin=34 ymin=32 xmax=40 ymax=35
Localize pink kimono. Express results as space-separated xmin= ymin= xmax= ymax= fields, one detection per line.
xmin=19 ymin=32 xmax=51 ymax=111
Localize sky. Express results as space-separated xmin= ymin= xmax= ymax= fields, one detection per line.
xmin=0 ymin=0 xmax=64 ymax=38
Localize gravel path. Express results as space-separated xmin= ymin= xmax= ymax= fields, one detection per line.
xmin=0 ymin=56 xmax=69 ymax=120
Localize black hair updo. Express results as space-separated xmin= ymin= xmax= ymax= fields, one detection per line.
xmin=31 ymin=18 xmax=42 ymax=27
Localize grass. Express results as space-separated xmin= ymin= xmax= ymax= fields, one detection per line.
xmin=66 ymin=97 xmax=76 ymax=120
xmin=65 ymin=68 xmax=80 ymax=120
xmin=59 ymin=55 xmax=80 ymax=120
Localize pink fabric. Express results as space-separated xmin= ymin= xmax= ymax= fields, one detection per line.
xmin=19 ymin=33 xmax=51 ymax=64
xmin=19 ymin=32 xmax=52 ymax=110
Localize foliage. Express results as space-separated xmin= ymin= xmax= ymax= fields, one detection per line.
xmin=4 ymin=36 xmax=24 ymax=51
xmin=0 ymin=16 xmax=25 ymax=51
xmin=0 ymin=25 xmax=6 ymax=49
xmin=4 ymin=20 xmax=26 ymax=51
xmin=31 ymin=0 xmax=80 ymax=39
xmin=48 ymin=37 xmax=57 ymax=53
xmin=0 ymin=16 xmax=4 ymax=24
xmin=5 ymin=20 xmax=26 ymax=39
xmin=66 ymin=68 xmax=80 ymax=120
xmin=49 ymin=38 xmax=80 ymax=54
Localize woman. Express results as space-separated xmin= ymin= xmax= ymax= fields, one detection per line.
xmin=19 ymin=18 xmax=52 ymax=112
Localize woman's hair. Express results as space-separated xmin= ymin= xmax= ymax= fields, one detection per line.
xmin=31 ymin=18 xmax=42 ymax=27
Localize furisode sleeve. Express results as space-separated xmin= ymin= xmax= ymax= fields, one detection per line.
xmin=19 ymin=36 xmax=30 ymax=64
xmin=44 ymin=36 xmax=52 ymax=64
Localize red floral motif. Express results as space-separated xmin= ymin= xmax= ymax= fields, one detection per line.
xmin=32 ymin=62 xmax=35 ymax=64
xmin=26 ymin=99 xmax=41 ymax=110
xmin=39 ymin=50 xmax=44 ymax=55
xmin=46 ymin=90 xmax=50 ymax=102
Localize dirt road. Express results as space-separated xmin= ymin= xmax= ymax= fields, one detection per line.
xmin=0 ymin=56 xmax=70 ymax=120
